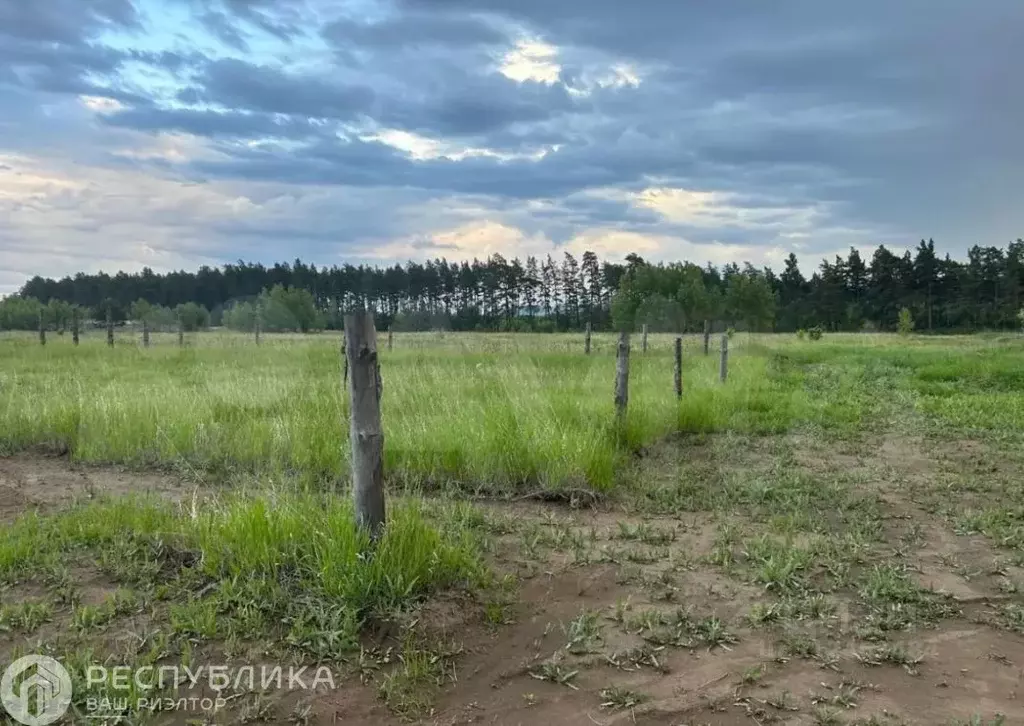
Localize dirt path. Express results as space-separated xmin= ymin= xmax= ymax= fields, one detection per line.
xmin=3 ymin=437 xmax=1024 ymax=725
xmin=0 ymin=453 xmax=192 ymax=521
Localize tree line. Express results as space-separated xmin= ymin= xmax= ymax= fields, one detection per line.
xmin=3 ymin=240 xmax=1023 ymax=333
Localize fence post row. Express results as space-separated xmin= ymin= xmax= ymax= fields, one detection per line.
xmin=720 ymin=334 xmax=729 ymax=382
xmin=344 ymin=311 xmax=385 ymax=540
xmin=584 ymin=322 xmax=591 ymax=355
xmin=615 ymin=331 xmax=630 ymax=424
xmin=674 ymin=336 xmax=682 ymax=400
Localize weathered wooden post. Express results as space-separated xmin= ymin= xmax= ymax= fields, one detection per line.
xmin=387 ymin=327 xmax=393 ymax=352
xmin=584 ymin=322 xmax=592 ymax=355
xmin=142 ymin=319 xmax=150 ymax=348
xmin=72 ymin=309 xmax=80 ymax=346
xmin=615 ymin=331 xmax=630 ymax=425
xmin=254 ymin=306 xmax=262 ymax=346
xmin=177 ymin=313 xmax=184 ymax=347
xmin=674 ymin=337 xmax=683 ymax=400
xmin=38 ymin=310 xmax=46 ymax=346
xmin=344 ymin=311 xmax=385 ymax=539
xmin=106 ymin=308 xmax=114 ymax=347
xmin=703 ymin=320 xmax=710 ymax=356
xmin=642 ymin=324 xmax=648 ymax=353
xmin=720 ymin=334 xmax=729 ymax=382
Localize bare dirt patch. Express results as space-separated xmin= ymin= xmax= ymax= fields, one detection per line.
xmin=4 ymin=441 xmax=1024 ymax=725
xmin=0 ymin=453 xmax=193 ymax=521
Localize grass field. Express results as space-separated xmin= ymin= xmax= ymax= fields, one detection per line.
xmin=2 ymin=329 xmax=1024 ymax=724
xmin=1 ymin=330 xmax=762 ymax=491
xmin=4 ymin=330 xmax=1023 ymax=492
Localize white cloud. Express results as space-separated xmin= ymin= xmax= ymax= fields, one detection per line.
xmin=632 ymin=186 xmax=827 ymax=233
xmin=361 ymin=127 xmax=555 ymax=162
xmin=79 ymin=96 xmax=125 ymax=113
xmin=362 ymin=220 xmax=553 ymax=260
xmin=498 ymin=39 xmax=561 ymax=84
xmin=113 ymin=132 xmax=224 ymax=164
xmin=565 ymin=227 xmax=789 ymax=269
xmin=0 ymin=154 xmax=261 ymax=293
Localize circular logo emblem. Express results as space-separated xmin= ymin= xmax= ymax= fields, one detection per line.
xmin=1 ymin=655 xmax=73 ymax=726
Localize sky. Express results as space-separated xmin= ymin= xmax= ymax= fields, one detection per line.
xmin=2 ymin=0 xmax=1023 ymax=296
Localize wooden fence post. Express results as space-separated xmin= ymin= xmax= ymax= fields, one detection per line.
xmin=642 ymin=324 xmax=648 ymax=353
xmin=142 ymin=319 xmax=150 ymax=348
xmin=106 ymin=308 xmax=114 ymax=347
xmin=254 ymin=306 xmax=262 ymax=346
xmin=387 ymin=327 xmax=393 ymax=352
xmin=345 ymin=311 xmax=385 ymax=539
xmin=38 ymin=310 xmax=46 ymax=346
xmin=615 ymin=331 xmax=630 ymax=424
xmin=584 ymin=322 xmax=592 ymax=355
xmin=177 ymin=313 xmax=184 ymax=347
xmin=703 ymin=320 xmax=710 ymax=356
xmin=720 ymin=334 xmax=729 ymax=382
xmin=72 ymin=309 xmax=79 ymax=346
xmin=674 ymin=336 xmax=683 ymax=400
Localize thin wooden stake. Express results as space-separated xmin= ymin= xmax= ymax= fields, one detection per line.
xmin=255 ymin=306 xmax=262 ymax=345
xmin=38 ymin=310 xmax=46 ymax=346
xmin=72 ymin=309 xmax=79 ymax=346
xmin=345 ymin=311 xmax=385 ymax=539
xmin=703 ymin=320 xmax=710 ymax=356
xmin=106 ymin=308 xmax=114 ymax=347
xmin=142 ymin=319 xmax=150 ymax=348
xmin=720 ymin=334 xmax=729 ymax=382
xmin=642 ymin=323 xmax=648 ymax=353
xmin=614 ymin=331 xmax=630 ymax=424
xmin=387 ymin=327 xmax=393 ymax=352
xmin=177 ymin=313 xmax=184 ymax=347
xmin=674 ymin=336 xmax=683 ymax=400
xmin=584 ymin=322 xmax=592 ymax=355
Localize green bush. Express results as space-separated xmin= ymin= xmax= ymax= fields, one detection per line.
xmin=175 ymin=302 xmax=210 ymax=332
xmin=808 ymin=326 xmax=824 ymax=341
xmin=897 ymin=307 xmax=915 ymax=336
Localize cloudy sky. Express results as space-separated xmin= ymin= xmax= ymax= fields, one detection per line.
xmin=2 ymin=0 xmax=1022 ymax=295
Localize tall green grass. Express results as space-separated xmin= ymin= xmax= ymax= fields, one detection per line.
xmin=0 ymin=332 xmax=718 ymax=490
xmin=0 ymin=492 xmax=486 ymax=621
xmin=3 ymin=330 xmax=1024 ymax=490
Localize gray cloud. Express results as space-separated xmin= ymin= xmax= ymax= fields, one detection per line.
xmin=2 ymin=0 xmax=1023 ymax=292
xmin=190 ymin=0 xmax=310 ymax=43
xmin=198 ymin=10 xmax=252 ymax=52
xmin=0 ymin=0 xmax=138 ymax=99
xmin=0 ymin=0 xmax=139 ymax=44
xmin=322 ymin=12 xmax=509 ymax=49
xmin=100 ymin=106 xmax=327 ymax=139
xmin=185 ymin=58 xmax=376 ymax=119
